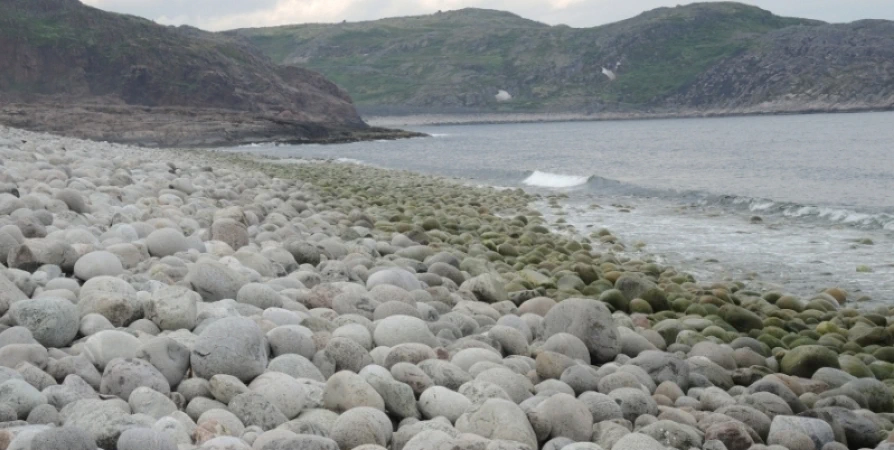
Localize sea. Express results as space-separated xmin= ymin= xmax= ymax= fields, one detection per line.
xmin=224 ymin=112 xmax=894 ymax=305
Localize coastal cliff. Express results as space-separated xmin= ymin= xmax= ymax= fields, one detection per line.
xmin=0 ymin=0 xmax=415 ymax=146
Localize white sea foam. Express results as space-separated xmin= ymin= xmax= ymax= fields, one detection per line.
xmin=335 ymin=158 xmax=366 ymax=165
xmin=522 ymin=171 xmax=589 ymax=188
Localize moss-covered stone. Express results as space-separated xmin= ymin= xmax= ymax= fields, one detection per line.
xmin=776 ymin=296 xmax=804 ymax=312
xmin=758 ymin=334 xmax=785 ymax=350
xmin=720 ymin=305 xmax=763 ymax=332
xmin=873 ymin=347 xmax=894 ymax=363
xmin=599 ymin=289 xmax=629 ymax=313
xmin=839 ymin=354 xmax=875 ymax=378
xmin=870 ymin=361 xmax=894 ymax=381
xmin=630 ymin=298 xmax=653 ymax=314
xmin=702 ymin=326 xmax=729 ymax=342
xmin=780 ymin=345 xmax=841 ymax=377
xmin=850 ymin=326 xmax=893 ymax=347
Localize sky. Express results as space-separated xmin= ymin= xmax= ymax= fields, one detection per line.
xmin=80 ymin=0 xmax=894 ymax=31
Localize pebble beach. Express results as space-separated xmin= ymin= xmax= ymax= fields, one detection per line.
xmin=0 ymin=125 xmax=893 ymax=450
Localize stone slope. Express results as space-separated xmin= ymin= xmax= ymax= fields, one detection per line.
xmin=0 ymin=0 xmax=408 ymax=146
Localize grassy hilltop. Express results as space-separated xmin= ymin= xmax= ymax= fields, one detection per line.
xmin=232 ymin=2 xmax=894 ymax=115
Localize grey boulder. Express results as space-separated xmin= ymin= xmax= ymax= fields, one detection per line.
xmin=192 ymin=317 xmax=268 ymax=383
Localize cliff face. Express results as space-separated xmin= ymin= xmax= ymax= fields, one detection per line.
xmin=668 ymin=21 xmax=894 ymax=111
xmin=0 ymin=0 xmax=376 ymax=146
xmin=233 ymin=2 xmax=894 ymax=115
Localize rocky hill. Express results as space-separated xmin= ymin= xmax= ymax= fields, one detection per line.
xmin=0 ymin=0 xmax=413 ymax=146
xmin=233 ymin=2 xmax=894 ymax=115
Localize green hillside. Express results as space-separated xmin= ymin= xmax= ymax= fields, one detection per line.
xmin=231 ymin=3 xmax=821 ymax=113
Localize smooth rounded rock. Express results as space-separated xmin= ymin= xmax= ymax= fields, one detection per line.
xmin=31 ymin=426 xmax=96 ymax=450
xmin=0 ymin=378 xmax=47 ymax=418
xmin=236 ymin=283 xmax=284 ymax=310
xmin=455 ymin=399 xmax=537 ymax=449
xmin=84 ymin=330 xmax=141 ymax=370
xmin=146 ymin=228 xmax=190 ymax=257
xmin=323 ymin=371 xmax=385 ymax=413
xmin=781 ymin=346 xmax=840 ymax=378
xmin=187 ymin=260 xmax=248 ymax=302
xmin=249 ymin=372 xmax=309 ymax=419
xmin=100 ymin=357 xmax=171 ymax=399
xmin=136 ymin=336 xmax=191 ymax=388
xmin=74 ymin=251 xmax=123 ymax=280
xmin=77 ymin=276 xmax=139 ymax=327
xmin=418 ymin=386 xmax=472 ymax=422
xmin=367 ymin=269 xmax=422 ymax=292
xmin=117 ymin=426 xmax=177 ymax=450
xmin=228 ymin=391 xmax=288 ymax=431
xmin=268 ymin=325 xmax=317 ymax=359
xmin=128 ymin=386 xmax=177 ymax=419
xmin=543 ymin=298 xmax=619 ymax=363
xmin=330 ymin=407 xmax=392 ymax=450
xmin=374 ymin=315 xmax=438 ymax=348
xmin=9 ymin=296 xmax=79 ymax=348
xmin=146 ymin=285 xmax=199 ymax=331
xmin=192 ymin=317 xmax=268 ymax=383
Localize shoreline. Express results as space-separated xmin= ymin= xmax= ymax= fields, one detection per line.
xmin=1 ymin=125 xmax=892 ymax=450
xmin=364 ymin=104 xmax=894 ymax=128
xmin=0 ymin=103 xmax=424 ymax=148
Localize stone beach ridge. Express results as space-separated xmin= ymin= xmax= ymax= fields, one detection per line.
xmin=0 ymin=125 xmax=892 ymax=450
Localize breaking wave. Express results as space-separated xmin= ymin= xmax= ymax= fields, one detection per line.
xmin=517 ymin=169 xmax=894 ymax=230
xmin=522 ymin=171 xmax=589 ymax=188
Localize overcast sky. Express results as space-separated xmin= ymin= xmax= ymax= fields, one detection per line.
xmin=80 ymin=0 xmax=894 ymax=31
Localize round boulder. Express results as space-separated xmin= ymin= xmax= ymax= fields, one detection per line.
xmin=543 ymin=298 xmax=619 ymax=363
xmin=146 ymin=228 xmax=190 ymax=258
xmin=330 ymin=407 xmax=392 ymax=450
xmin=9 ymin=296 xmax=78 ymax=348
xmin=187 ymin=260 xmax=248 ymax=302
xmin=191 ymin=317 xmax=268 ymax=382
xmin=781 ymin=346 xmax=841 ymax=378
xmin=323 ymin=371 xmax=385 ymax=412
xmin=373 ymin=315 xmax=438 ymax=348
xmin=31 ymin=426 xmax=96 ymax=450
xmin=73 ymin=251 xmax=123 ymax=280
xmin=100 ymin=357 xmax=171 ymax=399
xmin=77 ymin=276 xmax=139 ymax=327
xmin=366 ymin=269 xmax=422 ymax=292
xmin=0 ymin=378 xmax=47 ymax=418
xmin=236 ymin=283 xmax=284 ymax=310
xmin=146 ymin=285 xmax=199 ymax=331
xmin=456 ymin=399 xmax=537 ymax=449
xmin=419 ymin=386 xmax=472 ymax=422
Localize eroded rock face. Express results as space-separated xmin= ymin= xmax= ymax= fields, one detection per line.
xmin=0 ymin=0 xmax=379 ymax=147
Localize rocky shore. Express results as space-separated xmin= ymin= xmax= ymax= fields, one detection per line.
xmin=0 ymin=104 xmax=423 ymax=148
xmin=0 ymin=125 xmax=893 ymax=450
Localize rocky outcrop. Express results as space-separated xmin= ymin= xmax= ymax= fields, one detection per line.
xmin=0 ymin=0 xmax=409 ymax=146
xmin=667 ymin=20 xmax=894 ymax=111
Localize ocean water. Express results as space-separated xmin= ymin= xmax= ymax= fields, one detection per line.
xmin=225 ymin=112 xmax=894 ymax=304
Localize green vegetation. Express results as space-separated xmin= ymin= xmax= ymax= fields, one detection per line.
xmin=232 ymin=2 xmax=820 ymax=111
